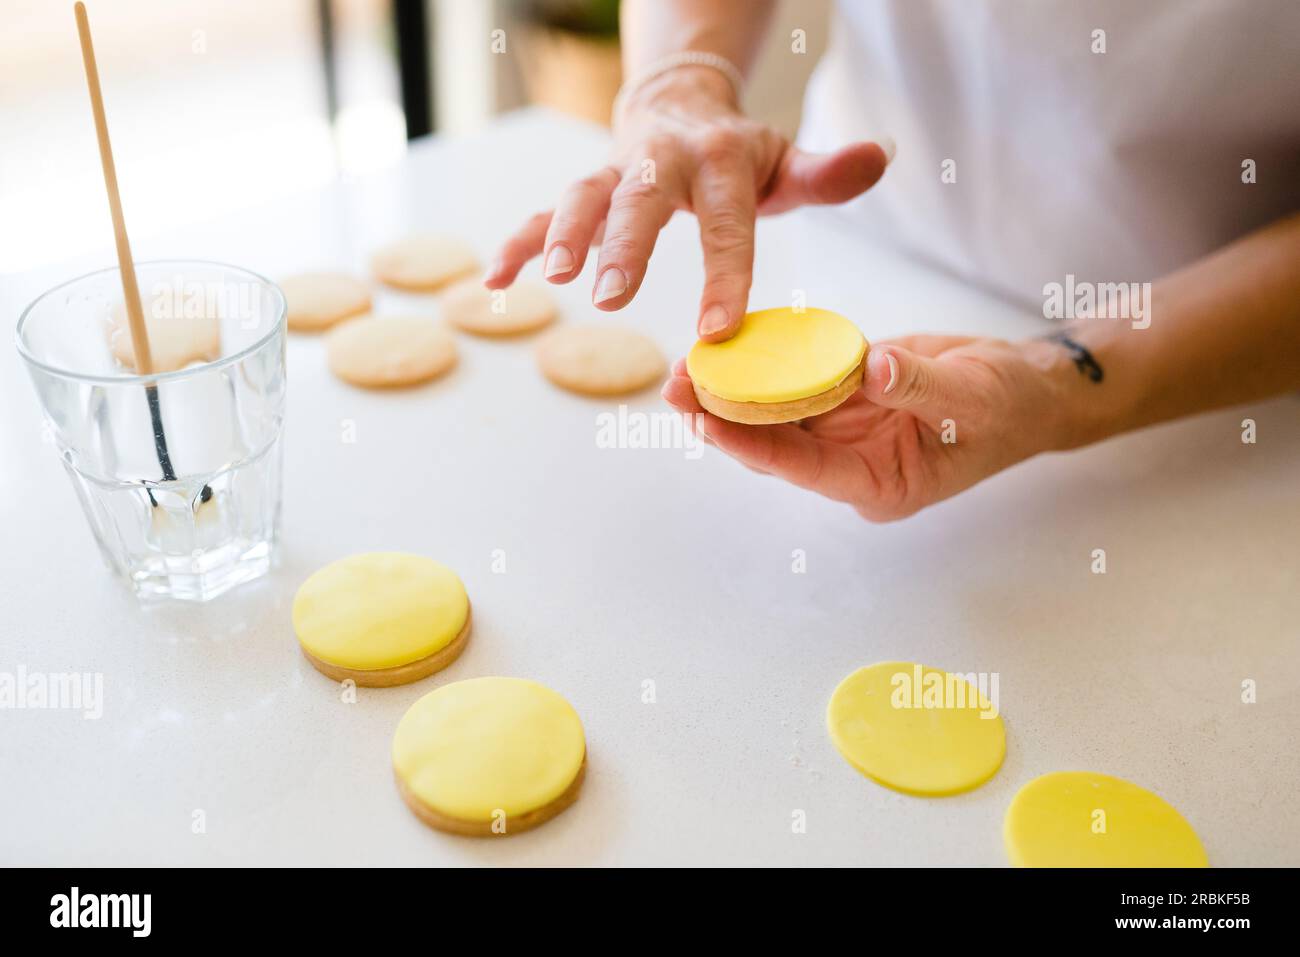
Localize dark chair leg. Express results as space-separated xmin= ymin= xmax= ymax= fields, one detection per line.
xmin=315 ymin=0 xmax=339 ymax=122
xmin=394 ymin=0 xmax=434 ymax=138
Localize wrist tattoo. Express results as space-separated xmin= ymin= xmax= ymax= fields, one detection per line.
xmin=1043 ymin=331 xmax=1104 ymax=383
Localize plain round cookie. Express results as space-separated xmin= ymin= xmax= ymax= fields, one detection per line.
xmin=687 ymin=307 xmax=868 ymax=424
xmin=1004 ymin=771 xmax=1208 ymax=868
xmin=371 ymin=235 xmax=479 ymax=291
xmin=536 ymin=324 xmax=666 ymax=396
xmin=326 ymin=316 xmax=458 ymax=388
xmin=441 ymin=278 xmax=556 ymax=336
xmin=392 ymin=676 xmax=587 ymax=836
xmin=279 ymin=272 xmax=371 ymax=332
xmin=108 ymin=295 xmax=221 ymax=373
xmin=827 ymin=661 xmax=1006 ymax=796
xmin=292 ymin=552 xmax=471 ymax=687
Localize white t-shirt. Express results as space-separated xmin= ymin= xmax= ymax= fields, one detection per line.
xmin=796 ymin=0 xmax=1300 ymax=308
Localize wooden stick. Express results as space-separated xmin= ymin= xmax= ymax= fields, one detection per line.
xmin=74 ymin=0 xmax=153 ymax=376
xmin=75 ymin=1 xmax=184 ymax=491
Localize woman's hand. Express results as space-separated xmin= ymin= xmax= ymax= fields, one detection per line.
xmin=484 ymin=67 xmax=892 ymax=341
xmin=663 ymin=335 xmax=1076 ymax=521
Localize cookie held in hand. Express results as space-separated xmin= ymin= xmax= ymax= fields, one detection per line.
xmin=687 ymin=307 xmax=867 ymax=424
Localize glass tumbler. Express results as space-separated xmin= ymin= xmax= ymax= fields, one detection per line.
xmin=16 ymin=260 xmax=287 ymax=601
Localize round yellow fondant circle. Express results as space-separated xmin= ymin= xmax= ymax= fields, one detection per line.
xmin=1004 ymin=771 xmax=1208 ymax=867
xmin=292 ymin=552 xmax=469 ymax=671
xmin=392 ymin=676 xmax=586 ymax=823
xmin=826 ymin=661 xmax=1006 ymax=796
xmin=686 ymin=306 xmax=867 ymax=403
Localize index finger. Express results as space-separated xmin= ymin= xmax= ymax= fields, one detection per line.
xmin=691 ymin=160 xmax=757 ymax=342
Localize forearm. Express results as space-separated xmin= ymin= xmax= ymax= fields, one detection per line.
xmin=1030 ymin=212 xmax=1300 ymax=450
xmin=620 ymin=0 xmax=774 ymax=79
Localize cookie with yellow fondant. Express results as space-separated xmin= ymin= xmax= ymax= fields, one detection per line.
xmin=687 ymin=307 xmax=867 ymax=424
xmin=392 ymin=676 xmax=587 ymax=836
xmin=292 ymin=552 xmax=471 ymax=687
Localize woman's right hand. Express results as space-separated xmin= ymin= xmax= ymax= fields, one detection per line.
xmin=484 ymin=65 xmax=893 ymax=342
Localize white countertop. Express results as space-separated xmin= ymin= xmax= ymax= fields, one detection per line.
xmin=2 ymin=109 xmax=1297 ymax=866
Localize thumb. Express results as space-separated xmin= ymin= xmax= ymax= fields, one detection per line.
xmin=759 ymin=140 xmax=894 ymax=216
xmin=863 ymin=345 xmax=965 ymax=424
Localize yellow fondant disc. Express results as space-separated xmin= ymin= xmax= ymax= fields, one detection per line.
xmin=392 ymin=676 xmax=586 ymax=823
xmin=827 ymin=661 xmax=1006 ymax=796
xmin=292 ymin=552 xmax=469 ymax=671
xmin=686 ymin=306 xmax=867 ymax=403
xmin=1004 ymin=771 xmax=1208 ymax=867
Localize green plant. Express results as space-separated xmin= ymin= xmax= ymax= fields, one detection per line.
xmin=509 ymin=0 xmax=620 ymax=37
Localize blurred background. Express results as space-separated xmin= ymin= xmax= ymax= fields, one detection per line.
xmin=0 ymin=0 xmax=827 ymax=275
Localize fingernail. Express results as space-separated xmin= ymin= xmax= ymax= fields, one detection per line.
xmin=883 ymin=352 xmax=899 ymax=393
xmin=594 ymin=267 xmax=627 ymax=303
xmin=878 ymin=136 xmax=897 ymax=166
xmin=482 ymin=259 xmax=504 ymax=284
xmin=544 ymin=244 xmax=574 ymax=279
xmin=698 ymin=304 xmax=729 ymax=337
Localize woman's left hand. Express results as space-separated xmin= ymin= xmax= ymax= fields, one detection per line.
xmin=662 ymin=334 xmax=1074 ymax=521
